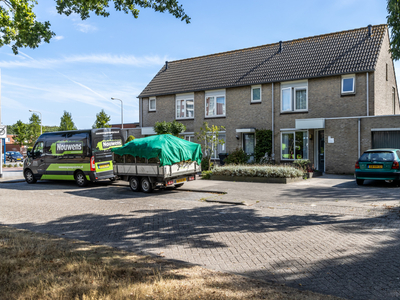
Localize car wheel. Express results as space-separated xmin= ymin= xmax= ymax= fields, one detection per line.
xmin=174 ymin=183 xmax=184 ymax=188
xmin=75 ymin=171 xmax=88 ymax=187
xmin=141 ymin=177 xmax=153 ymax=193
xmin=129 ymin=176 xmax=141 ymax=192
xmin=356 ymin=179 xmax=364 ymax=186
xmin=24 ymin=169 xmax=37 ymax=184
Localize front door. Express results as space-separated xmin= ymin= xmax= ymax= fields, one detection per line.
xmin=243 ymin=133 xmax=255 ymax=162
xmin=317 ymin=131 xmax=325 ymax=172
xmin=31 ymin=141 xmax=46 ymax=175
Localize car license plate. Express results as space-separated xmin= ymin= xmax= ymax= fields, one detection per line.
xmin=368 ymin=165 xmax=383 ymax=169
xmin=175 ymin=178 xmax=186 ymax=183
xmin=98 ymin=163 xmax=110 ymax=169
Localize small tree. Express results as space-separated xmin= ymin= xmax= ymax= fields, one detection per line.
xmin=92 ymin=109 xmax=111 ymax=129
xmin=154 ymin=120 xmax=186 ymax=137
xmin=12 ymin=120 xmax=28 ymax=149
xmin=126 ymin=135 xmax=135 ymax=143
xmin=59 ymin=111 xmax=77 ymax=131
xmin=195 ymin=122 xmax=225 ymax=170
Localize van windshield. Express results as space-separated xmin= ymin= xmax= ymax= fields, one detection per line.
xmin=359 ymin=151 xmax=394 ymax=162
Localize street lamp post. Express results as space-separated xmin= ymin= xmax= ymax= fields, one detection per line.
xmin=29 ymin=109 xmax=42 ymax=134
xmin=111 ymin=97 xmax=123 ymax=129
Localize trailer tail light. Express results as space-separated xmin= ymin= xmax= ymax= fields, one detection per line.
xmin=392 ymin=160 xmax=399 ymax=169
xmin=355 ymin=161 xmax=360 ymax=169
xmin=188 ymin=176 xmax=195 ymax=181
xmin=167 ymin=180 xmax=174 ymax=185
xmin=90 ymin=156 xmax=96 ymax=171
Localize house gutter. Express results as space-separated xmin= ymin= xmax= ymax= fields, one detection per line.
xmin=271 ymin=82 xmax=275 ymax=159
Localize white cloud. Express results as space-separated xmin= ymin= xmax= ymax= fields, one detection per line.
xmin=54 ymin=36 xmax=64 ymax=41
xmin=75 ymin=23 xmax=97 ymax=33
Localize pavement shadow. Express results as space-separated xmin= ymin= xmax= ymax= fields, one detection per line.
xmin=5 ymin=205 xmax=400 ymax=300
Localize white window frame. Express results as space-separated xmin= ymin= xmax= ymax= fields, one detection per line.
xmin=341 ymin=74 xmax=355 ymax=94
xmin=176 ymin=93 xmax=194 ymax=119
xmin=205 ymin=89 xmax=226 ymax=118
xmin=280 ymin=130 xmax=309 ymax=161
xmin=251 ymin=85 xmax=262 ymax=103
xmin=280 ymin=80 xmax=308 ymax=112
xmin=149 ymin=97 xmax=156 ymax=111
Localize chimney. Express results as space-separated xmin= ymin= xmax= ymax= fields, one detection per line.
xmin=279 ymin=41 xmax=283 ymax=53
xmin=368 ymin=24 xmax=372 ymax=37
xmin=165 ymin=61 xmax=168 ymax=70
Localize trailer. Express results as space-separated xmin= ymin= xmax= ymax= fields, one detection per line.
xmin=111 ymin=134 xmax=202 ymax=193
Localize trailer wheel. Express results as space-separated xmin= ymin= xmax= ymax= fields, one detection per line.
xmin=141 ymin=177 xmax=153 ymax=193
xmin=129 ymin=176 xmax=141 ymax=192
xmin=75 ymin=171 xmax=88 ymax=187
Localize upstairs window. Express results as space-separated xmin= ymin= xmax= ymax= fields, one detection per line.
xmin=281 ymin=80 xmax=308 ymax=112
xmin=341 ymin=74 xmax=355 ymax=94
xmin=149 ymin=97 xmax=156 ymax=111
xmin=205 ymin=90 xmax=226 ymax=117
xmin=176 ymin=93 xmax=194 ymax=119
xmin=251 ymin=85 xmax=262 ymax=102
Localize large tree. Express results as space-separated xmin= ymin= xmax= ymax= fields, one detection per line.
xmin=0 ymin=0 xmax=190 ymax=54
xmin=92 ymin=109 xmax=110 ymax=129
xmin=388 ymin=0 xmax=400 ymax=60
xmin=27 ymin=113 xmax=41 ymax=146
xmin=59 ymin=110 xmax=77 ymax=131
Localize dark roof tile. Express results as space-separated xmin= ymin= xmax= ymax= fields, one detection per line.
xmin=139 ymin=24 xmax=387 ymax=97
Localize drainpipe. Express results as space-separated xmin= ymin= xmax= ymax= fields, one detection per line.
xmin=366 ymin=72 xmax=369 ymax=116
xmin=271 ymin=82 xmax=275 ymax=159
xmin=358 ymin=118 xmax=361 ymax=157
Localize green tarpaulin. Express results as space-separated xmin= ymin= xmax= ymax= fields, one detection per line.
xmin=111 ymin=134 xmax=202 ymax=166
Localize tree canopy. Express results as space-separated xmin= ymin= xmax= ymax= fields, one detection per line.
xmin=154 ymin=120 xmax=186 ymax=137
xmin=387 ymin=0 xmax=400 ymax=60
xmin=92 ymin=109 xmax=111 ymax=129
xmin=0 ymin=0 xmax=190 ymax=54
xmin=59 ymin=110 xmax=77 ymax=131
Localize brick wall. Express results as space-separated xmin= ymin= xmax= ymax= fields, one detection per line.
xmin=325 ymin=115 xmax=400 ymax=174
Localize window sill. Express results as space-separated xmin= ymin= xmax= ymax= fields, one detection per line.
xmin=148 ymin=110 xmax=156 ymax=113
xmin=280 ymin=111 xmax=308 ymax=115
xmin=176 ymin=118 xmax=194 ymax=121
xmin=205 ymin=115 xmax=226 ymax=119
xmin=250 ymin=101 xmax=262 ymax=105
xmin=341 ymin=93 xmax=356 ymax=97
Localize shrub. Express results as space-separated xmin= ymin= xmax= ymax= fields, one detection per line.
xmin=255 ymin=129 xmax=272 ymax=162
xmin=212 ymin=164 xmax=303 ymax=178
xmin=201 ymin=156 xmax=213 ymax=171
xmin=201 ymin=171 xmax=213 ymax=179
xmin=292 ymin=159 xmax=311 ymax=171
xmin=125 ymin=135 xmax=135 ymax=143
xmin=224 ymin=148 xmax=249 ymax=165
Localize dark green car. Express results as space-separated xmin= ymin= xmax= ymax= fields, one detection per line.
xmin=355 ymin=149 xmax=400 ymax=186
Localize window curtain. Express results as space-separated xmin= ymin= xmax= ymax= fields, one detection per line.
xmin=296 ymin=89 xmax=306 ymax=110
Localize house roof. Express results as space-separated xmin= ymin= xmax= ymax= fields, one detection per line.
xmin=139 ymin=24 xmax=387 ymax=98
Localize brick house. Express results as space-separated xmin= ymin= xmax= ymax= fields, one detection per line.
xmin=5 ymin=134 xmax=28 ymax=155
xmin=138 ymin=24 xmax=400 ymax=174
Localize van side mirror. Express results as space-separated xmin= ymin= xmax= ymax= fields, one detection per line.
xmin=27 ymin=151 xmax=32 ymax=158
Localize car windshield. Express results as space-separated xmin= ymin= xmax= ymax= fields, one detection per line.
xmin=359 ymin=151 xmax=394 ymax=162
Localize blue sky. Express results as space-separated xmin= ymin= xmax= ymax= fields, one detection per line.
xmin=0 ymin=0 xmax=395 ymax=129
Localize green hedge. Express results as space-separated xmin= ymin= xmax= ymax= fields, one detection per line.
xmin=255 ymin=129 xmax=272 ymax=162
xmin=212 ymin=164 xmax=303 ymax=178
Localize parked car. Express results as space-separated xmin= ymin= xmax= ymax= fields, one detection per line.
xmin=355 ymin=149 xmax=400 ymax=186
xmin=7 ymin=151 xmax=24 ymax=162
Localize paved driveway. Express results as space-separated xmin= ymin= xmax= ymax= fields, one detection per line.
xmin=1 ymin=176 xmax=400 ymax=299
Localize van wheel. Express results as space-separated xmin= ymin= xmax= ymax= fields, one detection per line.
xmin=356 ymin=179 xmax=364 ymax=186
xmin=141 ymin=177 xmax=153 ymax=193
xmin=129 ymin=177 xmax=141 ymax=192
xmin=75 ymin=171 xmax=88 ymax=187
xmin=24 ymin=169 xmax=37 ymax=184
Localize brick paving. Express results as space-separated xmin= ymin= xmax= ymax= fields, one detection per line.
xmin=1 ymin=178 xmax=400 ymax=299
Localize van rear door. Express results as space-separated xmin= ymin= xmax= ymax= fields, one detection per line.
xmin=91 ymin=128 xmax=123 ymax=171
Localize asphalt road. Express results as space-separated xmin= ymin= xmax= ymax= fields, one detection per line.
xmin=1 ymin=176 xmax=399 ymax=299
